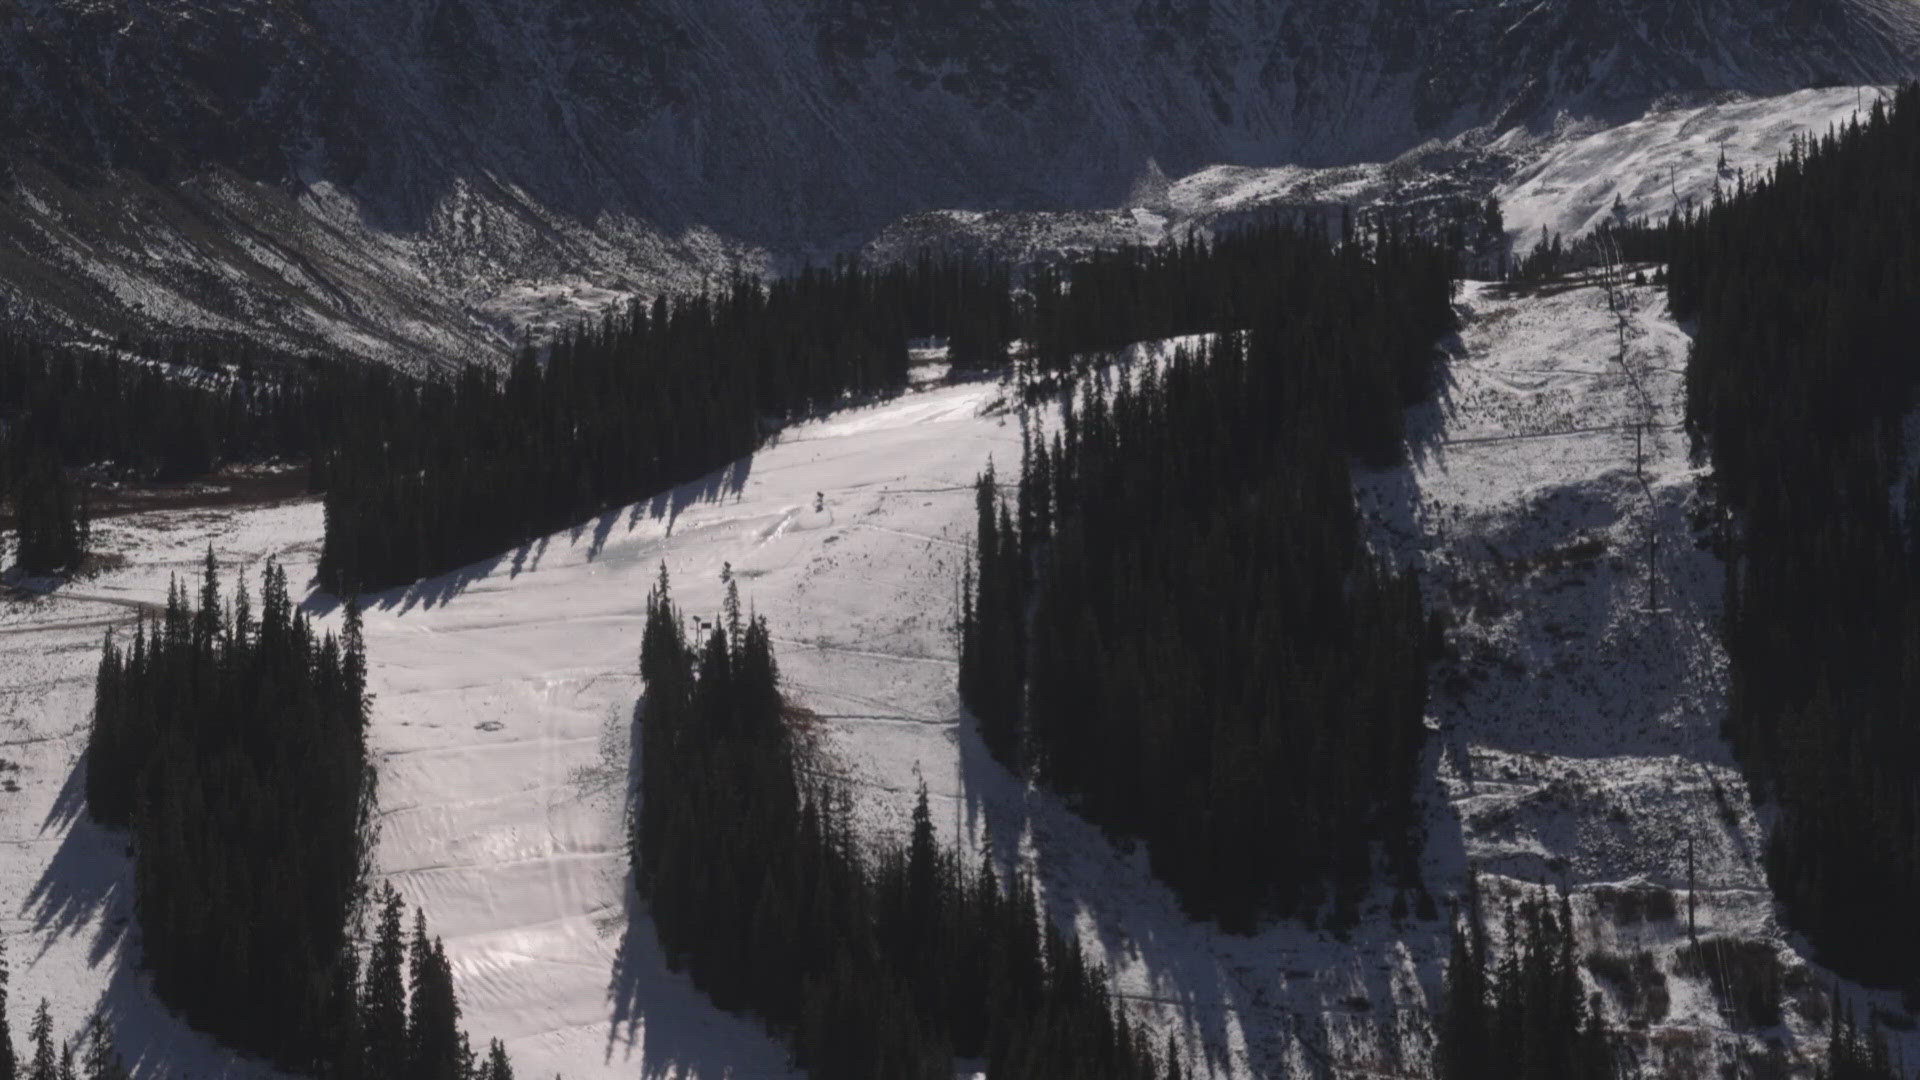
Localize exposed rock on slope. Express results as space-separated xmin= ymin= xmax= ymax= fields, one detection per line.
xmin=2 ymin=0 xmax=1917 ymax=367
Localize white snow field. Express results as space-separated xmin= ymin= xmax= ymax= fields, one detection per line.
xmin=4 ymin=102 xmax=1918 ymax=1074
xmin=8 ymin=274 xmax=1913 ymax=1078
xmin=1493 ymin=86 xmax=1892 ymax=246
xmin=944 ymin=87 xmax=1900 ymax=286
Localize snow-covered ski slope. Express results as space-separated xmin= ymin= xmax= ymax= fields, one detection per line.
xmin=8 ymin=271 xmax=1913 ymax=1077
xmin=1493 ymin=86 xmax=1891 ymax=246
xmin=6 ymin=94 xmax=1920 ymax=1079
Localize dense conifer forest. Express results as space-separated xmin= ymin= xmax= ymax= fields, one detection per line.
xmin=315 ymin=256 xmax=1016 ymax=594
xmin=634 ymin=567 xmax=1178 ymax=1080
xmin=0 ymin=334 xmax=324 ymax=481
xmin=1434 ymin=879 xmax=1904 ymax=1080
xmin=1 ymin=450 xmax=90 ymax=576
xmin=1435 ymin=881 xmax=1612 ymax=1080
xmin=961 ymin=225 xmax=1455 ymax=932
xmin=88 ymin=556 xmax=370 ymax=1068
xmin=1663 ymin=85 xmax=1920 ymax=993
xmin=86 ymin=557 xmax=511 ymax=1077
xmin=0 ymin=334 xmax=328 ymax=575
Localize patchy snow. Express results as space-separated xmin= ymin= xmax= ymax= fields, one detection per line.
xmin=7 ymin=87 xmax=1919 ymax=1075
xmin=1167 ymin=162 xmax=1387 ymax=219
xmin=1495 ymin=86 xmax=1891 ymax=245
xmin=8 ymin=277 xmax=1915 ymax=1077
xmin=1358 ymin=276 xmax=1918 ymax=1074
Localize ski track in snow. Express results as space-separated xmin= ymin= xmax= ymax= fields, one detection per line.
xmin=3 ymin=276 xmax=1912 ymax=1078
xmin=6 ymin=102 xmax=1920 ymax=1077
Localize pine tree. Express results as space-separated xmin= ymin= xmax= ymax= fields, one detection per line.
xmin=0 ymin=932 xmax=15 ymax=1080
xmin=478 ymin=1038 xmax=514 ymax=1080
xmin=78 ymin=1018 xmax=125 ymax=1080
xmin=635 ymin=567 xmax=1160 ymax=1080
xmin=408 ymin=911 xmax=463 ymax=1080
xmin=361 ymin=885 xmax=409 ymax=1080
xmin=25 ymin=1002 xmax=52 ymax=1080
xmin=1666 ymin=85 xmax=1920 ymax=988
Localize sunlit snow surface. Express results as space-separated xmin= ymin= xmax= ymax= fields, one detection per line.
xmin=6 ymin=87 xmax=1920 ymax=1078
xmin=1493 ymin=86 xmax=1891 ymax=245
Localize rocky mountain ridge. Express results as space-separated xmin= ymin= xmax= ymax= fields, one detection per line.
xmin=2 ymin=0 xmax=1917 ymax=367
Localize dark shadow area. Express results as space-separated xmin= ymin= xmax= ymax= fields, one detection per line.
xmin=639 ymin=455 xmax=756 ymax=541
xmin=21 ymin=751 xmax=347 ymax=1075
xmin=605 ymin=697 xmax=794 ymax=1080
xmin=1403 ymin=325 xmax=1469 ymax=472
xmin=302 ymin=549 xmax=510 ymax=620
xmin=300 ymin=452 xmax=757 ymax=618
xmin=80 ymin=892 xmax=271 ymax=1078
xmin=23 ymin=755 xmax=130 ymax=969
xmin=40 ymin=740 xmax=88 ymax=833
xmin=1430 ymin=475 xmax=1730 ymax=770
xmin=508 ymin=536 xmax=550 ymax=581
xmin=951 ymin=709 xmax=1254 ymax=1078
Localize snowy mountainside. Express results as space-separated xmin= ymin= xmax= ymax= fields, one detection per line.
xmin=1491 ymin=86 xmax=1898 ymax=247
xmin=876 ymin=86 xmax=1898 ymax=269
xmin=3 ymin=0 xmax=1920 ymax=366
xmin=5 ymin=276 xmax=1915 ymax=1077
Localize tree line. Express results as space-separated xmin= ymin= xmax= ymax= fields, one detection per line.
xmin=0 ymin=908 xmax=513 ymax=1080
xmin=635 ymin=567 xmax=1182 ymax=1079
xmin=1435 ymin=880 xmax=1611 ymax=1080
xmin=87 ymin=556 xmax=514 ymax=1077
xmin=0 ymin=930 xmax=134 ymax=1080
xmin=962 ymin=224 xmax=1455 ymax=933
xmin=314 ymin=221 xmax=1459 ymax=596
xmin=1436 ymin=876 xmax=1908 ymax=1080
xmin=1664 ymin=85 xmax=1920 ymax=996
xmin=314 ymin=254 xmax=1018 ymax=594
xmin=0 ymin=332 xmax=332 ymax=575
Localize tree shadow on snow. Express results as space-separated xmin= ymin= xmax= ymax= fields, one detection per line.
xmin=954 ymin=711 xmax=1260 ymax=1080
xmin=604 ymin=697 xmax=795 ymax=1080
xmin=300 ymin=453 xmax=758 ymax=619
xmin=1402 ymin=325 xmax=1469 ymax=475
xmin=23 ymin=756 xmax=130 ymax=968
xmin=630 ymin=455 xmax=756 ymax=547
xmin=300 ymin=551 xmax=510 ymax=620
xmin=22 ymin=754 xmax=267 ymax=1076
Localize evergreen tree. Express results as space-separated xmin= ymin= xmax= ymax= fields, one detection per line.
xmin=25 ymin=1002 xmax=52 ymax=1080
xmin=7 ymin=453 xmax=88 ymax=576
xmin=1435 ymin=885 xmax=1611 ymax=1080
xmin=477 ymin=1039 xmax=514 ymax=1080
xmin=361 ymin=885 xmax=409 ymax=1080
xmin=78 ymin=1018 xmax=125 ymax=1080
xmin=1666 ymin=84 xmax=1920 ymax=991
xmin=0 ymin=933 xmax=14 ymax=1080
xmin=407 ymin=911 xmax=464 ymax=1080
xmin=87 ymin=560 xmax=375 ymax=1070
xmin=634 ymin=568 xmax=1167 ymax=1080
xmin=962 ymin=223 xmax=1452 ymax=930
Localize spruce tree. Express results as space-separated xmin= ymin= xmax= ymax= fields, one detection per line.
xmin=361 ymin=885 xmax=409 ymax=1080
xmin=635 ymin=568 xmax=1162 ymax=1080
xmin=78 ymin=1018 xmax=125 ymax=1080
xmin=25 ymin=1002 xmax=52 ymax=1080
xmin=478 ymin=1039 xmax=514 ymax=1080
xmin=0 ymin=932 xmax=14 ymax=1080
xmin=408 ymin=911 xmax=463 ymax=1080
